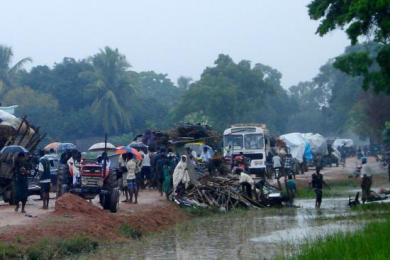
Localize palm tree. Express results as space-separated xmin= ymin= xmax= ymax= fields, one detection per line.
xmin=0 ymin=45 xmax=32 ymax=90
xmin=84 ymin=47 xmax=137 ymax=134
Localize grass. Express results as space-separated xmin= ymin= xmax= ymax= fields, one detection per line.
xmin=351 ymin=202 xmax=390 ymax=212
xmin=0 ymin=235 xmax=99 ymax=260
xmin=119 ymin=224 xmax=142 ymax=240
xmin=294 ymin=220 xmax=390 ymax=260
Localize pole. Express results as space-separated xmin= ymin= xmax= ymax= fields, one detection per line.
xmin=103 ymin=133 xmax=107 ymax=178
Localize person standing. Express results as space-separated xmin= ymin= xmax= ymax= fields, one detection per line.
xmin=285 ymin=174 xmax=297 ymax=207
xmin=172 ymin=155 xmax=190 ymax=197
xmin=13 ymin=152 xmax=29 ymax=213
xmin=38 ymin=150 xmax=51 ymax=209
xmin=360 ymin=157 xmax=372 ymax=203
xmin=162 ymin=159 xmax=172 ymax=199
xmin=311 ymin=167 xmax=329 ymax=209
xmin=283 ymin=153 xmax=293 ymax=177
xmin=118 ymin=154 xmax=129 ymax=202
xmin=126 ymin=153 xmax=138 ymax=204
xmin=272 ymin=153 xmax=282 ymax=179
xmin=140 ymin=148 xmax=151 ymax=189
xmin=200 ymin=146 xmax=212 ymax=174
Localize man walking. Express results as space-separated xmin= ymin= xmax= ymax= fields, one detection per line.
xmin=311 ymin=167 xmax=329 ymax=208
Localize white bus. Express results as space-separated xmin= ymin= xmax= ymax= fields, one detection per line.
xmin=223 ymin=124 xmax=270 ymax=175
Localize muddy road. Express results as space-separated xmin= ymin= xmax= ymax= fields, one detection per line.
xmin=0 ymin=155 xmax=389 ymax=258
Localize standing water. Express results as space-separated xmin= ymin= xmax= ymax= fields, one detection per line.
xmin=83 ymin=197 xmax=385 ymax=260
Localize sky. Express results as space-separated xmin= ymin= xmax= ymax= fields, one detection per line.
xmin=0 ymin=0 xmax=350 ymax=88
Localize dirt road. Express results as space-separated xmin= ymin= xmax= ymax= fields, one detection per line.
xmin=0 ymin=190 xmax=180 ymax=235
xmin=0 ymin=156 xmax=389 ymax=246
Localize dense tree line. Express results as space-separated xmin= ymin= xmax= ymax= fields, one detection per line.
xmin=0 ymin=43 xmax=389 ymax=144
xmin=0 ymin=46 xmax=181 ymax=141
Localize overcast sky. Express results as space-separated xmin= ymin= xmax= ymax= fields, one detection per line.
xmin=1 ymin=0 xmax=349 ymax=88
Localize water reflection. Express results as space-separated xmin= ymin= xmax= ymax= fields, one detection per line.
xmin=92 ymin=198 xmax=383 ymax=260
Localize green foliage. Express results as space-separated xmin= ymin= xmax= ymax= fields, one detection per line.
xmin=0 ymin=242 xmax=21 ymax=259
xmin=351 ymin=202 xmax=390 ymax=212
xmin=308 ymin=0 xmax=390 ymax=94
xmin=0 ymin=235 xmax=98 ymax=260
xmin=174 ymin=54 xmax=288 ymax=131
xmin=119 ymin=224 xmax=142 ymax=239
xmin=0 ymin=45 xmax=32 ymax=89
xmin=295 ymin=220 xmax=390 ymax=260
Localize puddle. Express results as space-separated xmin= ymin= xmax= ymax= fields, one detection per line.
xmin=84 ymin=197 xmax=386 ymax=260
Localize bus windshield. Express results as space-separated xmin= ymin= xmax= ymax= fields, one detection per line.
xmin=244 ymin=134 xmax=264 ymax=150
xmin=224 ymin=135 xmax=243 ymax=150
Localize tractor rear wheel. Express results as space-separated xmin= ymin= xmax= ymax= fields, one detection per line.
xmin=109 ymin=189 xmax=120 ymax=213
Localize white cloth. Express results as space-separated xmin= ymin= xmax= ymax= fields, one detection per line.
xmin=173 ymin=157 xmax=190 ymax=190
xmin=67 ymin=157 xmax=80 ymax=185
xmin=239 ymin=172 xmax=254 ymax=186
xmin=273 ymin=155 xmax=282 ymax=168
xmin=361 ymin=163 xmax=372 ymax=177
xmin=38 ymin=160 xmax=51 ymax=183
xmin=200 ymin=150 xmax=212 ymax=163
xmin=126 ymin=159 xmax=137 ymax=180
xmin=141 ymin=152 xmax=151 ymax=167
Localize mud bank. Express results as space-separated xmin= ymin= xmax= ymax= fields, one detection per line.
xmin=0 ymin=191 xmax=189 ymax=253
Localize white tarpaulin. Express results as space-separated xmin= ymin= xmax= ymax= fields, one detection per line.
xmin=0 ymin=109 xmax=35 ymax=138
xmin=332 ymin=139 xmax=354 ymax=150
xmin=302 ymin=133 xmax=328 ymax=155
xmin=279 ymin=133 xmax=306 ymax=163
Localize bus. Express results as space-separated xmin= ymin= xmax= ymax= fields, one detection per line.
xmin=223 ymin=124 xmax=270 ymax=175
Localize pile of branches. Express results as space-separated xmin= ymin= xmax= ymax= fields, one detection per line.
xmin=174 ymin=175 xmax=283 ymax=210
xmin=168 ymin=123 xmax=221 ymax=147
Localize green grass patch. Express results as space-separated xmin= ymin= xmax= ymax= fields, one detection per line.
xmin=0 ymin=235 xmax=99 ymax=260
xmin=351 ymin=202 xmax=390 ymax=212
xmin=294 ymin=220 xmax=390 ymax=260
xmin=119 ymin=224 xmax=142 ymax=239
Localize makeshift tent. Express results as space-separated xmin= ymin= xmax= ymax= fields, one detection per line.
xmin=302 ymin=133 xmax=328 ymax=155
xmin=332 ymin=139 xmax=354 ymax=150
xmin=279 ymin=133 xmax=307 ymax=163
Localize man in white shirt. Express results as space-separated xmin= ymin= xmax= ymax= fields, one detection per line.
xmin=141 ymin=148 xmax=151 ymax=189
xmin=38 ymin=150 xmax=51 ymax=209
xmin=360 ymin=157 xmax=372 ymax=203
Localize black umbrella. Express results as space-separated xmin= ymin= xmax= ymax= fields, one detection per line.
xmin=0 ymin=145 xmax=29 ymax=155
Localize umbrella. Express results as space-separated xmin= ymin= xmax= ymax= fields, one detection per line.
xmin=115 ymin=146 xmax=142 ymax=160
xmin=44 ymin=142 xmax=60 ymax=152
xmin=128 ymin=141 xmax=148 ymax=149
xmin=57 ymin=143 xmax=77 ymax=153
xmin=0 ymin=145 xmax=29 ymax=155
xmin=88 ymin=142 xmax=116 ymax=151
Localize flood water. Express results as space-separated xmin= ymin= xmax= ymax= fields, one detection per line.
xmin=83 ymin=197 xmax=387 ymax=260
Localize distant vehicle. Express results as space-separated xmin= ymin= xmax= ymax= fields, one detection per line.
xmin=223 ymin=124 xmax=270 ymax=175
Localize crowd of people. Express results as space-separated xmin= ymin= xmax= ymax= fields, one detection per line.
xmin=5 ymin=137 xmax=386 ymax=214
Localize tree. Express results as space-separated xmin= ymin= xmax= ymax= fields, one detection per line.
xmin=0 ymin=45 xmax=32 ymax=92
xmin=174 ymin=54 xmax=283 ymax=131
xmin=2 ymin=87 xmax=61 ymax=135
xmin=308 ymin=0 xmax=390 ymax=94
xmin=131 ymin=71 xmax=182 ymax=107
xmin=177 ymin=76 xmax=192 ymax=91
xmin=83 ymin=47 xmax=137 ymax=134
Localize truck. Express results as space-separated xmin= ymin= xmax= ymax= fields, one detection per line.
xmin=223 ymin=124 xmax=270 ymax=175
xmin=0 ymin=109 xmax=45 ymax=204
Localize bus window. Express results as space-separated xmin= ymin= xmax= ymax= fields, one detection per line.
xmin=244 ymin=134 xmax=264 ymax=150
xmin=224 ymin=135 xmax=243 ymax=150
